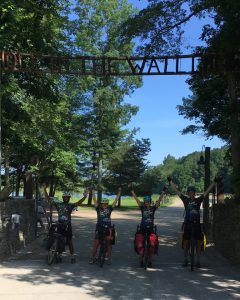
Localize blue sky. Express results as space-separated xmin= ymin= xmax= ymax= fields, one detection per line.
xmin=125 ymin=0 xmax=225 ymax=166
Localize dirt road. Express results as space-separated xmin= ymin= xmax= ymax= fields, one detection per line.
xmin=0 ymin=198 xmax=239 ymax=300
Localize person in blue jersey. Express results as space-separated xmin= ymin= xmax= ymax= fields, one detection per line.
xmin=129 ymin=183 xmax=165 ymax=267
xmin=89 ymin=187 xmax=122 ymax=264
xmin=44 ymin=185 xmax=88 ymax=263
xmin=167 ymin=176 xmax=216 ymax=268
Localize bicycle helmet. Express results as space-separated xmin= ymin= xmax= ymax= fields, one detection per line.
xmin=187 ymin=186 xmax=196 ymax=193
xmin=101 ymin=198 xmax=109 ymax=204
xmin=143 ymin=195 xmax=152 ymax=202
xmin=62 ymin=191 xmax=71 ymax=197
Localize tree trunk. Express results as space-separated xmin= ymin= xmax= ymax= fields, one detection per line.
xmin=88 ymin=157 xmax=96 ymax=205
xmin=97 ymin=153 xmax=103 ymax=202
xmin=4 ymin=154 xmax=10 ymax=187
xmin=117 ymin=194 xmax=121 ymax=207
xmin=228 ymin=74 xmax=240 ymax=202
xmin=203 ymin=147 xmax=210 ymax=232
xmin=52 ymin=178 xmax=59 ymax=197
xmin=49 ymin=172 xmax=55 ymax=197
xmin=25 ymin=172 xmax=33 ymax=199
xmin=15 ymin=168 xmax=21 ymax=196
xmin=87 ymin=190 xmax=93 ymax=206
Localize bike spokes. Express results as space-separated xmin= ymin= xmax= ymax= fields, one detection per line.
xmin=47 ymin=240 xmax=58 ymax=265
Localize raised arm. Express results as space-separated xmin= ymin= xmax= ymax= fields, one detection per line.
xmin=128 ymin=183 xmax=142 ymax=207
xmin=167 ymin=176 xmax=181 ymax=197
xmin=75 ymin=189 xmax=88 ymax=206
xmin=111 ymin=187 xmax=122 ymax=209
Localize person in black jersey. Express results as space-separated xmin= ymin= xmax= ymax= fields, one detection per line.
xmin=129 ymin=183 xmax=165 ymax=267
xmin=89 ymin=187 xmax=121 ymax=265
xmin=167 ymin=176 xmax=215 ymax=268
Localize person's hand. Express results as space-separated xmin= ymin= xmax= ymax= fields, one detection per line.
xmin=167 ymin=176 xmax=172 ymax=183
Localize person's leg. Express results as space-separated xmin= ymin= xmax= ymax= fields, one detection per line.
xmin=105 ymin=240 xmax=112 ymax=264
xmin=66 ymin=225 xmax=75 ymax=263
xmin=183 ymin=223 xmax=191 ymax=267
xmin=89 ymin=239 xmax=100 ymax=263
xmin=148 ymin=230 xmax=155 ymax=267
xmin=106 ymin=229 xmax=112 ymax=259
xmin=196 ymin=225 xmax=203 ymax=268
xmin=69 ymin=239 xmax=74 ymax=255
xmin=138 ymin=230 xmax=145 ymax=267
xmin=67 ymin=238 xmax=76 ymax=263
xmin=183 ymin=240 xmax=189 ymax=266
xmin=182 ymin=225 xmax=190 ymax=266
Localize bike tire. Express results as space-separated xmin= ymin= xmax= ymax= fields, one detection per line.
xmin=190 ymin=224 xmax=196 ymax=272
xmin=47 ymin=239 xmax=58 ymax=265
xmin=190 ymin=240 xmax=195 ymax=271
xmin=143 ymin=237 xmax=149 ymax=270
xmin=98 ymin=239 xmax=106 ymax=268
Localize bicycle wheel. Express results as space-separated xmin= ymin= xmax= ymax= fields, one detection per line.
xmin=98 ymin=239 xmax=106 ymax=268
xmin=190 ymin=225 xmax=196 ymax=272
xmin=143 ymin=236 xmax=149 ymax=270
xmin=190 ymin=239 xmax=195 ymax=271
xmin=47 ymin=239 xmax=58 ymax=265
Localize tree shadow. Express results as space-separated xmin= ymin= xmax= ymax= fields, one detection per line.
xmin=0 ymin=206 xmax=239 ymax=299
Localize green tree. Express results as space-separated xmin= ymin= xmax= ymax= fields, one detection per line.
xmin=72 ymin=0 xmax=142 ymax=200
xmin=122 ymin=0 xmax=240 ymax=200
xmin=103 ymin=138 xmax=151 ymax=205
xmin=0 ymin=0 xmax=77 ymax=197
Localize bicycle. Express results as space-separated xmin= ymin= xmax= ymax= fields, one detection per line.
xmin=141 ymin=225 xmax=157 ymax=270
xmin=188 ymin=221 xmax=198 ymax=271
xmin=46 ymin=220 xmax=67 ymax=265
xmin=97 ymin=224 xmax=111 ymax=267
xmin=187 ymin=211 xmax=202 ymax=272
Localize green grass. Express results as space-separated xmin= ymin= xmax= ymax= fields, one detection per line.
xmin=69 ymin=194 xmax=174 ymax=209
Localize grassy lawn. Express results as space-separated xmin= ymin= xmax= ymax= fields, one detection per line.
xmin=69 ymin=194 xmax=174 ymax=209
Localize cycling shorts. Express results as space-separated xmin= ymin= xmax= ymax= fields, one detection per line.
xmin=183 ymin=222 xmax=203 ymax=241
xmin=95 ymin=224 xmax=112 ymax=241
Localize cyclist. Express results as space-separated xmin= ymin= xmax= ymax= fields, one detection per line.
xmin=43 ymin=185 xmax=88 ymax=263
xmin=89 ymin=187 xmax=122 ymax=265
xmin=129 ymin=183 xmax=165 ymax=268
xmin=167 ymin=176 xmax=215 ymax=268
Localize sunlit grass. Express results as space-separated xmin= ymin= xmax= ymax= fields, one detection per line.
xmin=68 ymin=194 xmax=174 ymax=209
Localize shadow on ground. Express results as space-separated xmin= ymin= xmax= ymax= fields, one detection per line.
xmin=0 ymin=205 xmax=240 ymax=300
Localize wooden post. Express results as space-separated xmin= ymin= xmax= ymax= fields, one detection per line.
xmin=203 ymin=147 xmax=210 ymax=232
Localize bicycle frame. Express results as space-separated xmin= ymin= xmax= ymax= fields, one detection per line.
xmin=189 ymin=221 xmax=197 ymax=272
xmin=142 ymin=225 xmax=156 ymax=270
xmin=47 ymin=222 xmax=68 ymax=265
xmin=97 ymin=225 xmax=110 ymax=267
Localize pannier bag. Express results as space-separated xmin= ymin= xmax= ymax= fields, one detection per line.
xmin=134 ymin=233 xmax=144 ymax=255
xmin=149 ymin=233 xmax=158 ymax=255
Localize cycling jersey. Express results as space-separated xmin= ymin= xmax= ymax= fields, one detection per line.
xmin=140 ymin=204 xmax=157 ymax=228
xmin=180 ymin=194 xmax=204 ymax=223
xmin=96 ymin=206 xmax=113 ymax=227
xmin=53 ymin=200 xmax=77 ymax=223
